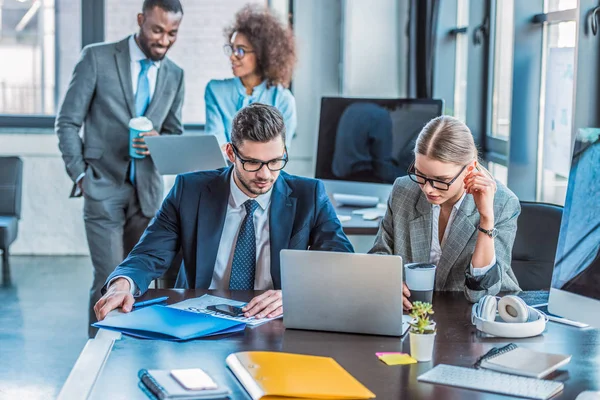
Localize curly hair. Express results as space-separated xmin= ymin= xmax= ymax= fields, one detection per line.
xmin=225 ymin=4 xmax=296 ymax=88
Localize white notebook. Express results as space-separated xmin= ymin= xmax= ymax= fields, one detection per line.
xmin=477 ymin=344 xmax=571 ymax=379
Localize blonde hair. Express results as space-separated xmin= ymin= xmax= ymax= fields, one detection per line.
xmin=414 ymin=115 xmax=478 ymax=165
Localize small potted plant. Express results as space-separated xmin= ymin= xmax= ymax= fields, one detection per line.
xmin=408 ymin=301 xmax=436 ymax=362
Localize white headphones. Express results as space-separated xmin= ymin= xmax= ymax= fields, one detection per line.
xmin=471 ymin=295 xmax=548 ymax=338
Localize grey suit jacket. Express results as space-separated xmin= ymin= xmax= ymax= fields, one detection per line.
xmin=370 ymin=176 xmax=521 ymax=302
xmin=56 ymin=37 xmax=185 ymax=217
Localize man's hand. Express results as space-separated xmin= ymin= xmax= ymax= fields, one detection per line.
xmin=402 ymin=282 xmax=412 ymax=311
xmin=93 ymin=278 xmax=134 ymax=321
xmin=132 ymin=129 xmax=159 ymax=156
xmin=242 ymin=290 xmax=283 ymax=319
xmin=76 ymin=177 xmax=84 ymax=195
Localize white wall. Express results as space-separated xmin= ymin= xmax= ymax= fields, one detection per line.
xmin=341 ymin=0 xmax=408 ymax=97
xmin=0 ymin=134 xmax=88 ymax=255
xmin=290 ymin=0 xmax=343 ymax=176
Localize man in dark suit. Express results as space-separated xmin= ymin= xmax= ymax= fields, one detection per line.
xmin=55 ymin=0 xmax=185 ymax=335
xmin=94 ymin=104 xmax=354 ymax=321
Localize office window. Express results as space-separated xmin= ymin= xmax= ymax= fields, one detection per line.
xmin=539 ymin=20 xmax=576 ymax=205
xmin=545 ymin=0 xmax=577 ymax=12
xmin=488 ymin=161 xmax=508 ymax=187
xmin=491 ymin=0 xmax=514 ymax=139
xmin=452 ymin=0 xmax=469 ymax=123
xmin=0 ymin=0 xmax=81 ymax=115
xmin=104 ymin=0 xmax=266 ymax=125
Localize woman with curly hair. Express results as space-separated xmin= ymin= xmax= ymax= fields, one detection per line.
xmin=205 ymin=5 xmax=297 ymax=148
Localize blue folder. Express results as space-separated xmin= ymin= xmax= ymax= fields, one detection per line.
xmin=92 ymin=305 xmax=246 ymax=341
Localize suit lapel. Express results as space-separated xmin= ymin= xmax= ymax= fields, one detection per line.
xmin=114 ymin=38 xmax=135 ymax=118
xmin=269 ymin=175 xmax=296 ymax=289
xmin=436 ymin=195 xmax=479 ymax=289
xmin=409 ymin=194 xmax=432 ymax=263
xmin=145 ymin=60 xmax=170 ymax=118
xmin=195 ymin=168 xmax=231 ymax=288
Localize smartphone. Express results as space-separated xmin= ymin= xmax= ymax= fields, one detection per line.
xmin=170 ymin=368 xmax=218 ymax=391
xmin=206 ymin=304 xmax=245 ymax=317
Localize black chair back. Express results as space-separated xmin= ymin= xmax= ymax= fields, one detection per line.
xmin=512 ymin=201 xmax=563 ymax=290
xmin=0 ymin=157 xmax=23 ymax=218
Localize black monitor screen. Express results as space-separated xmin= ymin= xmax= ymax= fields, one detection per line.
xmin=551 ymin=132 xmax=600 ymax=300
xmin=315 ymin=97 xmax=444 ymax=184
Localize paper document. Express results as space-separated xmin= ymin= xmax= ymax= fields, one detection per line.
xmin=169 ymin=294 xmax=282 ymax=327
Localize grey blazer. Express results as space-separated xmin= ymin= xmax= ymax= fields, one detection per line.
xmin=370 ymin=176 xmax=521 ymax=302
xmin=56 ymin=37 xmax=185 ymax=218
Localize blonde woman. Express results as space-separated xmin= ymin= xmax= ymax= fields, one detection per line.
xmin=369 ymin=116 xmax=521 ymax=307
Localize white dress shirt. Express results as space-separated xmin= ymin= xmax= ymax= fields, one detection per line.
xmin=430 ymin=193 xmax=495 ymax=276
xmin=114 ymin=175 xmax=274 ymax=296
xmin=75 ymin=34 xmax=160 ymax=191
xmin=209 ymin=175 xmax=273 ymax=290
xmin=128 ymin=34 xmax=160 ymax=100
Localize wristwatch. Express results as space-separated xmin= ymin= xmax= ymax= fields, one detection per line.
xmin=478 ymin=225 xmax=498 ymax=239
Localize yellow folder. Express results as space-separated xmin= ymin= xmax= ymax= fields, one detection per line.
xmin=225 ymin=351 xmax=376 ymax=400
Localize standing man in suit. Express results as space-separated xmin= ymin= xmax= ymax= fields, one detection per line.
xmin=94 ymin=104 xmax=354 ymax=321
xmin=56 ymin=0 xmax=185 ymax=336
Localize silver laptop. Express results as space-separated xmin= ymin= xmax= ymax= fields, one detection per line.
xmin=281 ymin=250 xmax=410 ymax=336
xmin=145 ymin=135 xmax=227 ymax=175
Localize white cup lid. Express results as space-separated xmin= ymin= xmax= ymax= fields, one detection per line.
xmin=129 ymin=116 xmax=153 ymax=131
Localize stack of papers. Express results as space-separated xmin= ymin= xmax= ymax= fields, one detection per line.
xmin=169 ymin=294 xmax=282 ymax=327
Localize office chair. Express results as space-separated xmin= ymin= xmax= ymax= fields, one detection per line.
xmin=0 ymin=157 xmax=23 ymax=285
xmin=511 ymin=201 xmax=563 ymax=290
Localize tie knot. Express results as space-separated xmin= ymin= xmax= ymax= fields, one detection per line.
xmin=244 ymin=199 xmax=259 ymax=216
xmin=140 ymin=59 xmax=152 ymax=72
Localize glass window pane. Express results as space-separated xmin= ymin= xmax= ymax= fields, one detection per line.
xmin=452 ymin=0 xmax=469 ymax=123
xmin=488 ymin=161 xmax=508 ymax=187
xmin=105 ymin=0 xmax=266 ymax=125
xmin=544 ymin=0 xmax=577 ymax=13
xmin=0 ymin=0 xmax=80 ymax=115
xmin=491 ymin=0 xmax=514 ymax=139
xmin=539 ymin=21 xmax=576 ymax=205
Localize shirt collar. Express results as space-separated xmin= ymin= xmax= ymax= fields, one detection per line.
xmin=234 ymin=76 xmax=267 ymax=97
xmin=229 ymin=171 xmax=272 ymax=211
xmin=432 ymin=191 xmax=467 ymax=212
xmin=129 ymin=35 xmax=161 ymax=68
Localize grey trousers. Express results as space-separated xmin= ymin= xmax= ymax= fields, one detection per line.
xmin=84 ymin=183 xmax=150 ymax=337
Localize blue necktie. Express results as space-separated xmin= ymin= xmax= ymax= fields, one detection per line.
xmin=229 ymin=200 xmax=260 ymax=290
xmin=130 ymin=59 xmax=153 ymax=186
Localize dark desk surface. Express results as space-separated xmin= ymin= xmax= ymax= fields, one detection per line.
xmin=87 ymin=290 xmax=599 ymax=399
xmin=336 ymin=206 xmax=381 ymax=236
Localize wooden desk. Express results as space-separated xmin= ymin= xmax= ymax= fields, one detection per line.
xmin=60 ymin=290 xmax=599 ymax=399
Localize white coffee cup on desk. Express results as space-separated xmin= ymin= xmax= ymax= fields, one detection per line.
xmin=404 ymin=263 xmax=437 ymax=304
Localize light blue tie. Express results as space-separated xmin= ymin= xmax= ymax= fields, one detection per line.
xmin=130 ymin=59 xmax=153 ymax=186
xmin=229 ymin=200 xmax=260 ymax=290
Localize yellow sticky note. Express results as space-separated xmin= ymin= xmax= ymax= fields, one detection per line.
xmin=377 ymin=353 xmax=417 ymax=365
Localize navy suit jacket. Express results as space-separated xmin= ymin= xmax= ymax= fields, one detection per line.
xmin=106 ymin=167 xmax=354 ymax=294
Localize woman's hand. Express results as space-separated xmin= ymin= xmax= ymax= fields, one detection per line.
xmin=464 ymin=165 xmax=496 ymax=222
xmin=402 ymin=282 xmax=412 ymax=311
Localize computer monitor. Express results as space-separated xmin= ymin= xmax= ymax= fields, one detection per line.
xmin=314 ymin=97 xmax=444 ymax=185
xmin=548 ymin=132 xmax=600 ymax=328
